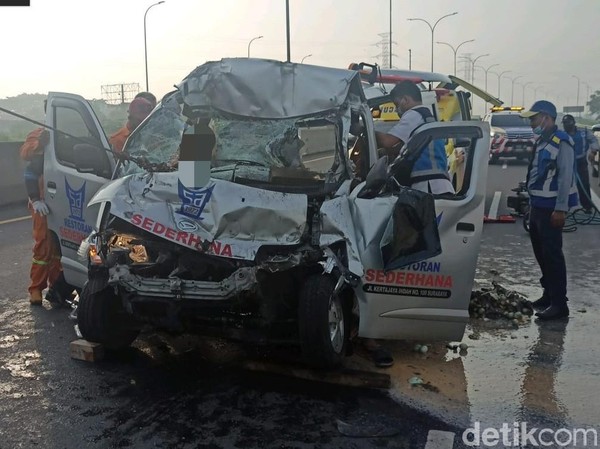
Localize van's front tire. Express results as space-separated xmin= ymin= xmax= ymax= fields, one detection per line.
xmin=78 ymin=282 xmax=139 ymax=350
xmin=298 ymin=275 xmax=350 ymax=369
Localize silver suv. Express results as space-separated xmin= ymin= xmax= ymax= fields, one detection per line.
xmin=484 ymin=107 xmax=535 ymax=164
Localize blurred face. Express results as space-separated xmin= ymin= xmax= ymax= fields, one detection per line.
xmin=529 ymin=113 xmax=547 ymax=132
xmin=562 ymin=118 xmax=576 ymax=132
xmin=393 ymin=95 xmax=409 ymax=115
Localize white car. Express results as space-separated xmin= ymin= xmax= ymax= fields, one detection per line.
xmin=42 ymin=58 xmax=490 ymax=367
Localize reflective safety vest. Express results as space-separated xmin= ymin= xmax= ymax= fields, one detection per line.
xmin=571 ymin=127 xmax=592 ymax=159
xmin=407 ymin=107 xmax=449 ymax=183
xmin=410 ymin=140 xmax=450 ymax=183
xmin=527 ymin=130 xmax=578 ymax=209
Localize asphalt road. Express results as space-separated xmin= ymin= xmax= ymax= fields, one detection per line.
xmin=0 ymin=205 xmax=461 ymax=448
xmin=1 ymin=156 xmax=599 ymax=449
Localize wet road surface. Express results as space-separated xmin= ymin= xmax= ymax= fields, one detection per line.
xmin=1 ymin=161 xmax=600 ymax=448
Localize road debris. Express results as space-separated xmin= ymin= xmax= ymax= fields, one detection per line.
xmin=408 ymin=376 xmax=424 ymax=386
xmin=470 ymin=281 xmax=534 ymax=324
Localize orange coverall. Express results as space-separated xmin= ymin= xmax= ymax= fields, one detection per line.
xmin=20 ymin=128 xmax=63 ymax=299
xmin=108 ymin=124 xmax=131 ymax=153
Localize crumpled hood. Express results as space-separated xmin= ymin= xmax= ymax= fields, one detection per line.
xmin=89 ymin=172 xmax=308 ymax=260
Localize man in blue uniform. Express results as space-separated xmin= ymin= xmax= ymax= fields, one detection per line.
xmin=521 ymin=101 xmax=578 ymax=320
xmin=375 ymin=81 xmax=454 ymax=195
xmin=561 ymin=114 xmax=599 ymax=211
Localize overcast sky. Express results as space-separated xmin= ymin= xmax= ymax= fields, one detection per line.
xmin=1 ymin=0 xmax=598 ymax=116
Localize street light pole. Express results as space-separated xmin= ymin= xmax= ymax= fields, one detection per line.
xmin=476 ymin=63 xmax=499 ymax=112
xmin=470 ymin=54 xmax=489 ymax=84
xmin=505 ymin=75 xmax=523 ymax=106
xmin=285 ymin=0 xmax=291 ymax=62
xmin=301 ymin=54 xmax=312 ymax=64
xmin=389 ymin=0 xmax=392 ymax=68
xmin=572 ymin=74 xmax=581 ymax=110
xmin=476 ymin=63 xmax=499 ymax=93
xmin=520 ymin=81 xmax=533 ymax=106
xmin=437 ymin=39 xmax=474 ymax=76
xmin=490 ymin=70 xmax=511 ymax=101
xmin=144 ymin=1 xmax=165 ymax=92
xmin=583 ymin=81 xmax=591 ymax=113
xmin=407 ymin=12 xmax=458 ymax=72
xmin=247 ymin=35 xmax=263 ymax=58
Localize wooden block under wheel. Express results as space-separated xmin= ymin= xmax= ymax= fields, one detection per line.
xmin=69 ymin=339 xmax=105 ymax=362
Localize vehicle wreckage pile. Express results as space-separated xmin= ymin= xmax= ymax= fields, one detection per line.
xmin=469 ymin=281 xmax=534 ymax=324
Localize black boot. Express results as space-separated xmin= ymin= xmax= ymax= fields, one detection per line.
xmin=535 ymin=303 xmax=569 ymax=321
xmin=530 ymin=296 xmax=550 ymax=311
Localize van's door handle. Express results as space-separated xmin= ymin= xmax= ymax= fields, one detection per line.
xmin=456 ymin=222 xmax=475 ymax=233
xmin=47 ymin=181 xmax=56 ymax=189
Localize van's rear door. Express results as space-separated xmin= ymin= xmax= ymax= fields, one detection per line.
xmin=44 ymin=92 xmax=115 ymax=288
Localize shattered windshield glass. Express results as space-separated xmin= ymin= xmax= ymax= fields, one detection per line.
xmin=210 ymin=113 xmax=346 ymax=186
xmin=212 ymin=115 xmax=306 ymax=169
xmin=115 ymin=92 xmax=350 ymax=188
xmin=117 ymin=92 xmax=188 ymax=177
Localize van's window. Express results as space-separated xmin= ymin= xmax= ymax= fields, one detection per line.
xmin=490 ymin=115 xmax=529 ymax=128
xmin=54 ymin=106 xmax=101 ymax=167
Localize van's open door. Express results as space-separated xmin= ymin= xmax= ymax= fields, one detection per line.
xmin=44 ymin=92 xmax=115 ymax=288
xmin=357 ymin=121 xmax=490 ymax=342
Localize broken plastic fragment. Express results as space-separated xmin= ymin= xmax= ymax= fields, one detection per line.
xmin=408 ymin=376 xmax=423 ymax=386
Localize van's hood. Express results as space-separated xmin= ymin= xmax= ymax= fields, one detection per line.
xmin=89 ymin=173 xmax=308 ymax=260
xmin=87 ymin=173 xmax=424 ymax=276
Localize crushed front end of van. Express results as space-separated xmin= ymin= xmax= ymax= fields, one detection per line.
xmin=76 ymin=58 xmax=442 ymax=368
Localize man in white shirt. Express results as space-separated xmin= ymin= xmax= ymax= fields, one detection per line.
xmin=376 ymin=81 xmax=454 ymax=195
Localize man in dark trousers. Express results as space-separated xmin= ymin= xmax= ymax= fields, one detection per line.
xmin=521 ymin=101 xmax=578 ymax=320
xmin=561 ymin=114 xmax=599 ymax=211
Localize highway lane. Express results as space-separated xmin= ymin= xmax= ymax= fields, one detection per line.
xmin=1 ymin=156 xmax=599 ymax=448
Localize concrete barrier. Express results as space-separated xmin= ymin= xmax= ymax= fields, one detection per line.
xmin=0 ymin=142 xmax=28 ymax=207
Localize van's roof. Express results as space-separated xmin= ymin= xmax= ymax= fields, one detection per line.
xmin=177 ymin=58 xmax=366 ymax=119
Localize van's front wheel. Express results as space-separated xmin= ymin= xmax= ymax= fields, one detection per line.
xmin=78 ymin=282 xmax=139 ymax=350
xmin=298 ymin=275 xmax=350 ymax=369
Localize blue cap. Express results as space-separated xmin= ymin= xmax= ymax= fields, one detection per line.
xmin=520 ymin=100 xmax=557 ymax=119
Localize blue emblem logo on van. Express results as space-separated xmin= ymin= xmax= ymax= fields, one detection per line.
xmin=65 ymin=178 xmax=86 ymax=221
xmin=177 ymin=180 xmax=214 ymax=220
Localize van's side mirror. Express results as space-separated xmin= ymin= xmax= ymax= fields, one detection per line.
xmin=73 ymin=143 xmax=112 ymax=178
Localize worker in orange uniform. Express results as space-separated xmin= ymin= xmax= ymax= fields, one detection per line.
xmin=134 ymin=91 xmax=157 ymax=108
xmin=21 ymin=127 xmax=72 ymax=305
xmin=109 ymin=97 xmax=154 ymax=152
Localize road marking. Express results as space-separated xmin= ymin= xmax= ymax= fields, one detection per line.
xmin=488 ymin=191 xmax=502 ymax=220
xmin=0 ymin=215 xmax=30 ymax=225
xmin=305 ymin=154 xmax=334 ymax=163
xmin=424 ymin=430 xmax=455 ymax=449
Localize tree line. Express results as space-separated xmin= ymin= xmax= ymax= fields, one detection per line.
xmin=0 ymin=93 xmax=129 ymax=142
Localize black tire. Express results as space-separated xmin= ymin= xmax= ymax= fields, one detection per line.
xmin=78 ymin=282 xmax=139 ymax=350
xmin=298 ymin=274 xmax=350 ymax=369
xmin=489 ymin=153 xmax=499 ymax=165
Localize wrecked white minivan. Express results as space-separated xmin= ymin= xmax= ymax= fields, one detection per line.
xmin=43 ymin=58 xmax=490 ymax=367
